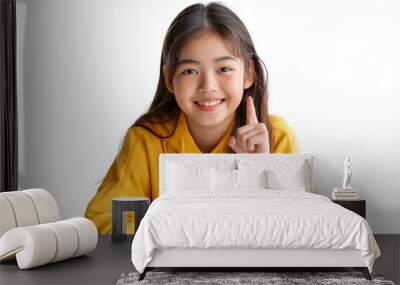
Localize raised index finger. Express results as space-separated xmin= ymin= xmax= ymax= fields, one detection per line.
xmin=246 ymin=96 xmax=259 ymax=125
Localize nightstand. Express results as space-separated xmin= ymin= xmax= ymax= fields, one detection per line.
xmin=111 ymin=197 xmax=150 ymax=242
xmin=332 ymin=199 xmax=366 ymax=219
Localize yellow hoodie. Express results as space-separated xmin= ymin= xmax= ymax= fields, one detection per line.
xmin=85 ymin=111 xmax=299 ymax=234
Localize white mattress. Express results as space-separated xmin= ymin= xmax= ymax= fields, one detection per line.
xmin=131 ymin=189 xmax=381 ymax=273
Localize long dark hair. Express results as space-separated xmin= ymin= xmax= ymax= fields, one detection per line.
xmin=128 ymin=2 xmax=272 ymax=152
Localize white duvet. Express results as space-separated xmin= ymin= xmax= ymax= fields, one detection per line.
xmin=131 ymin=189 xmax=381 ymax=273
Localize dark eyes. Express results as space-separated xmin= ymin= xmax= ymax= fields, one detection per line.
xmin=181 ymin=67 xmax=232 ymax=75
xmin=218 ymin=67 xmax=232 ymax=73
xmin=182 ymin=69 xmax=198 ymax=75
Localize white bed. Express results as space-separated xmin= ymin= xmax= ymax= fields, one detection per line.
xmin=131 ymin=153 xmax=381 ymax=281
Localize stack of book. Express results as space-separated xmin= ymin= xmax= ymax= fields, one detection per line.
xmin=332 ymin=188 xmax=359 ymax=200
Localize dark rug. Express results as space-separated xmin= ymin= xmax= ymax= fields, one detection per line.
xmin=116 ymin=271 xmax=396 ymax=285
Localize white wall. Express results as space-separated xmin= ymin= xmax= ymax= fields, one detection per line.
xmin=16 ymin=0 xmax=400 ymax=233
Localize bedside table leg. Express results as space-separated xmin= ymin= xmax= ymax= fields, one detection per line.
xmin=138 ymin=268 xmax=148 ymax=281
xmin=354 ymin=267 xmax=371 ymax=280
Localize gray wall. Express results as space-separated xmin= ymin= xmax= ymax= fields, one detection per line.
xmin=16 ymin=0 xmax=400 ymax=233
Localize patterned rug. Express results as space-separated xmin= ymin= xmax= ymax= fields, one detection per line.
xmin=116 ymin=271 xmax=396 ymax=285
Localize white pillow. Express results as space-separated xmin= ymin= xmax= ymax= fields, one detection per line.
xmin=236 ymin=169 xmax=268 ymax=188
xmin=237 ymin=159 xmax=310 ymax=192
xmin=212 ymin=168 xmax=237 ymax=190
xmin=266 ymin=165 xmax=307 ymax=191
xmin=212 ymin=168 xmax=268 ymax=190
xmin=166 ymin=162 xmax=212 ymax=192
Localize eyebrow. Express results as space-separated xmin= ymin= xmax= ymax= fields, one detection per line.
xmin=176 ymin=56 xmax=238 ymax=67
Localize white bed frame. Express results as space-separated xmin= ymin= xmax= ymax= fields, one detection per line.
xmin=139 ymin=153 xmax=371 ymax=280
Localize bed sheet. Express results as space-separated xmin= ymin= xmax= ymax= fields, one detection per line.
xmin=131 ymin=189 xmax=380 ymax=273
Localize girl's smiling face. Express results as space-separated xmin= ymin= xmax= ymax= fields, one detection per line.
xmin=163 ymin=31 xmax=254 ymax=129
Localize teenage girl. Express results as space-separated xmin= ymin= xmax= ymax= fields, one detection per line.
xmin=85 ymin=2 xmax=299 ymax=234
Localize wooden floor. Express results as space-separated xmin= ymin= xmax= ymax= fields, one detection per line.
xmin=373 ymin=234 xmax=399 ymax=284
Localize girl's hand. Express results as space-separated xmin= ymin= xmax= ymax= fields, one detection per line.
xmin=227 ymin=96 xmax=270 ymax=154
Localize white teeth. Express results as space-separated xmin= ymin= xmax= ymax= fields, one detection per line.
xmin=196 ymin=99 xmax=224 ymax=107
